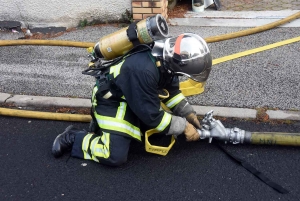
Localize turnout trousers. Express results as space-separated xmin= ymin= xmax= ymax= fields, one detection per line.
xmin=71 ymin=130 xmax=132 ymax=167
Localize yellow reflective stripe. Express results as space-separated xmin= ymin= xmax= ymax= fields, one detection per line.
xmin=156 ymin=112 xmax=172 ymax=132
xmin=82 ymin=133 xmax=93 ymax=160
xmin=109 ymin=60 xmax=125 ymax=78
xmin=109 ymin=66 xmax=115 ymax=74
xmin=92 ymin=86 xmax=98 ymax=106
xmin=160 ymin=102 xmax=171 ymax=113
xmin=94 ymin=132 xmax=110 ymax=158
xmin=90 ymin=136 xmax=99 ymax=154
xmin=94 ymin=113 xmax=142 ymax=141
xmin=90 ymin=136 xmax=100 ymax=162
xmin=165 ymin=93 xmax=185 ymax=109
xmin=121 ymin=95 xmax=126 ymax=100
xmin=92 ymin=155 xmax=99 ymax=162
xmin=116 ymin=102 xmax=127 ymax=119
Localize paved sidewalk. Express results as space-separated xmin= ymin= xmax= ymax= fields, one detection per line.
xmin=169 ymin=10 xmax=300 ymax=27
xmin=220 ymin=0 xmax=300 ymax=11
xmin=168 ymin=0 xmax=300 ymax=27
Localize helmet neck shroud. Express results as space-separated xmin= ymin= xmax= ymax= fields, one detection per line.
xmin=156 ymin=57 xmax=176 ymax=89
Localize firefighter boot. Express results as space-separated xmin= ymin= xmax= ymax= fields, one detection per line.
xmin=52 ymin=125 xmax=79 ymax=158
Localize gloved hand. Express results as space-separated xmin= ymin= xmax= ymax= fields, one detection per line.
xmin=186 ymin=112 xmax=201 ymax=129
xmin=184 ymin=122 xmax=200 ymax=141
xmin=172 ymin=99 xmax=201 ymax=129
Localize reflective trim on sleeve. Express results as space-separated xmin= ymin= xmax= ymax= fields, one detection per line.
xmin=165 ymin=93 xmax=185 ymax=109
xmin=116 ymin=102 xmax=127 ymax=120
xmin=155 ymin=112 xmax=172 ymax=132
xmin=94 ymin=113 xmax=142 ymax=141
xmin=82 ymin=133 xmax=94 ymax=160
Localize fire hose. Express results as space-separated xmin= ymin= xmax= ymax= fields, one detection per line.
xmin=198 ymin=110 xmax=300 ymax=146
xmin=145 ymin=110 xmax=300 ymax=157
xmin=144 ymin=110 xmax=295 ymax=192
xmin=146 ymin=109 xmax=297 ymax=194
xmin=198 ymin=110 xmax=293 ymax=194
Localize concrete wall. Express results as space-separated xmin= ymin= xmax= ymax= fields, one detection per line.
xmin=0 ymin=0 xmax=131 ymax=28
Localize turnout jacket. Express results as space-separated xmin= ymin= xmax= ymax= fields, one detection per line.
xmin=91 ymin=50 xmax=186 ymax=141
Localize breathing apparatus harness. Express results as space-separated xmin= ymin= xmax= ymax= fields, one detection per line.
xmin=82 ymin=44 xmax=148 ymax=98
xmin=82 ymin=43 xmax=177 ymax=99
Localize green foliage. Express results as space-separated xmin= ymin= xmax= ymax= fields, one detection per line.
xmin=78 ymin=19 xmax=98 ymax=28
xmin=121 ymin=9 xmax=133 ymax=24
xmin=78 ymin=19 xmax=88 ymax=28
xmin=77 ymin=9 xmax=134 ymax=28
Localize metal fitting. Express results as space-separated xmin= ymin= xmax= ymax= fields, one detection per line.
xmin=198 ymin=110 xmax=251 ymax=144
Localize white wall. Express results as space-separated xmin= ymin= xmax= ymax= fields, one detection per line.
xmin=1 ymin=0 xmax=131 ymax=28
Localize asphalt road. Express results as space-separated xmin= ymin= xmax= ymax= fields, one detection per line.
xmin=1 ymin=116 xmax=300 ymax=201
xmin=1 ymin=25 xmax=300 ymax=110
xmin=1 ymin=22 xmax=300 ymax=201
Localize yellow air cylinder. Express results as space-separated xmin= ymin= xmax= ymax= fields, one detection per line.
xmin=94 ymin=14 xmax=169 ymax=60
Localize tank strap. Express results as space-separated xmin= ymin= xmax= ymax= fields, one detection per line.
xmin=95 ymin=72 xmax=113 ymax=99
xmin=126 ymin=22 xmax=140 ymax=47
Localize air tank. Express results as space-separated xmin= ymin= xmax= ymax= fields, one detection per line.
xmin=94 ymin=14 xmax=169 ymax=60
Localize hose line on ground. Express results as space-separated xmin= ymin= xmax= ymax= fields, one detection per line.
xmin=250 ymin=132 xmax=300 ymax=146
xmin=205 ymin=11 xmax=300 ymax=43
xmin=0 ymin=11 xmax=299 ymax=47
xmin=2 ymin=107 xmax=300 ymax=147
xmin=0 ymin=107 xmax=91 ymax=122
xmin=0 ymin=40 xmax=95 ymax=48
xmin=197 ymin=110 xmax=300 ymax=147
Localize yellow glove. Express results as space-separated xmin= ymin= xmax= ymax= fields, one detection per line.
xmin=184 ymin=122 xmax=200 ymax=141
xmin=186 ymin=113 xmax=201 ymax=129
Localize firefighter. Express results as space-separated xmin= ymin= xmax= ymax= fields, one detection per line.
xmin=52 ymin=33 xmax=212 ymax=166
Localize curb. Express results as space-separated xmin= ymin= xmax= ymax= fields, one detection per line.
xmin=4 ymin=94 xmax=90 ymax=108
xmin=1 ymin=93 xmax=300 ymax=121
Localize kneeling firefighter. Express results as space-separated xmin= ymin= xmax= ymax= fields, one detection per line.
xmin=52 ymin=14 xmax=212 ymax=166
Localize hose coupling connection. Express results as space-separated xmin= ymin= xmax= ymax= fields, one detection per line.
xmin=198 ymin=110 xmax=251 ymax=144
